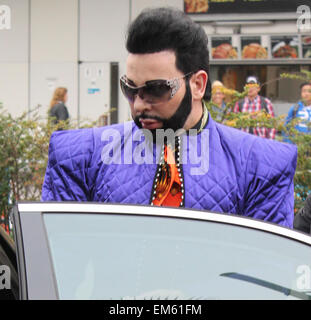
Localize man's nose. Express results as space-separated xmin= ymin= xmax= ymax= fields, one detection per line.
xmin=133 ymin=94 xmax=152 ymax=114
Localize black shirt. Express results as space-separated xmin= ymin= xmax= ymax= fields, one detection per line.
xmin=49 ymin=102 xmax=69 ymax=125
xmin=294 ymin=194 xmax=311 ymax=234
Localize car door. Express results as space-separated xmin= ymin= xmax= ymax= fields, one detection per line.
xmin=13 ymin=202 xmax=311 ymax=300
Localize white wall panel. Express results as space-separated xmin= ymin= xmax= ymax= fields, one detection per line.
xmin=30 ymin=0 xmax=78 ymax=122
xmin=131 ymin=0 xmax=183 ymax=20
xmin=241 ymin=22 xmax=297 ymax=34
xmin=79 ymin=62 xmax=110 ymax=123
xmin=0 ymin=63 xmax=28 ymax=117
xmin=0 ymin=0 xmax=29 ymax=117
xmin=0 ymin=0 xmax=29 ymax=62
xmin=79 ymin=0 xmax=129 ymax=62
xmin=202 ymin=21 xmax=298 ymax=36
xmin=79 ymin=0 xmax=131 ymax=124
xmin=118 ymin=61 xmax=131 ymax=123
xmin=30 ymin=62 xmax=78 ymax=120
xmin=31 ymin=0 xmax=78 ymax=62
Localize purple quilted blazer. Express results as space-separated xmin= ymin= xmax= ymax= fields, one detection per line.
xmin=42 ymin=115 xmax=297 ymax=228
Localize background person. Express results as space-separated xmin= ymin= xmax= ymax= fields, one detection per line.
xmin=285 ymin=82 xmax=311 ymax=133
xmin=233 ymin=76 xmax=276 ymax=139
xmin=48 ymin=87 xmax=69 ymax=127
xmin=211 ymin=80 xmax=226 ymax=109
xmin=294 ymin=193 xmax=311 ymax=235
xmin=210 ymin=80 xmax=226 ymax=121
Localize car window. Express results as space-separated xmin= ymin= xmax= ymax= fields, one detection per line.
xmin=43 ymin=213 xmax=311 ymax=300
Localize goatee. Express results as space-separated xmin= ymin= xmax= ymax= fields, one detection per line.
xmin=133 ymin=79 xmax=192 ymax=138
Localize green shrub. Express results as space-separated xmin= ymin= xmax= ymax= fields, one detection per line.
xmin=0 ymin=104 xmax=93 ymax=231
xmin=206 ymin=75 xmax=311 ymax=213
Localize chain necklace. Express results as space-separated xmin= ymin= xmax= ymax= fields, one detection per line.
xmin=150 ymin=104 xmax=208 ymax=207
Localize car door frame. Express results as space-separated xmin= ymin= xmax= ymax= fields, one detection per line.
xmin=12 ymin=201 xmax=311 ymax=300
xmin=12 ymin=205 xmax=59 ymax=299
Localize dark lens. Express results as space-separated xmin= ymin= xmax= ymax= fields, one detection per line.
xmin=120 ymin=79 xmax=137 ymax=103
xmin=142 ymin=81 xmax=171 ymax=103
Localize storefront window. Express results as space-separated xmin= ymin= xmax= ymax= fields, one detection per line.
xmin=210 ymin=65 xmax=311 ymax=115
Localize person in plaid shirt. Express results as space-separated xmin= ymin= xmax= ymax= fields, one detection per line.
xmin=233 ymin=76 xmax=276 ymax=139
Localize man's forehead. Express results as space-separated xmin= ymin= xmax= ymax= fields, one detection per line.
xmin=126 ymin=51 xmax=180 ymax=82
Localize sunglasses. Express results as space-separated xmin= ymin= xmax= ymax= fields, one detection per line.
xmin=120 ymin=72 xmax=193 ymax=105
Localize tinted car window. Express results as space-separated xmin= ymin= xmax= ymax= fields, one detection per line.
xmin=43 ymin=214 xmax=311 ymax=300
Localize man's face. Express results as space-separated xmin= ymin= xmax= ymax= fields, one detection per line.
xmin=125 ymin=51 xmax=191 ymax=131
xmin=212 ymin=87 xmax=225 ymax=106
xmin=301 ymin=84 xmax=311 ymax=105
xmin=245 ymin=83 xmax=260 ymax=98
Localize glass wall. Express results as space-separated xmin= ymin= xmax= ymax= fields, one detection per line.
xmin=209 ymin=64 xmax=311 ymax=116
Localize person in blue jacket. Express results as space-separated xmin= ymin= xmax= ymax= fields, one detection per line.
xmin=285 ymin=82 xmax=311 ymax=134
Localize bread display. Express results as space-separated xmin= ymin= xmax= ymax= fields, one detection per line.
xmin=208 ymin=35 xmax=307 ymax=60
xmin=302 ymin=36 xmax=311 ymax=58
xmin=184 ymin=0 xmax=209 ymax=13
xmin=272 ymin=41 xmax=298 ymax=58
xmin=242 ymin=43 xmax=268 ymax=59
xmin=212 ymin=43 xmax=237 ymax=59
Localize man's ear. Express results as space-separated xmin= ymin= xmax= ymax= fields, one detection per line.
xmin=190 ymin=70 xmax=208 ymax=100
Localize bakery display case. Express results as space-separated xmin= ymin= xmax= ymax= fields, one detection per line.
xmin=211 ymin=37 xmax=238 ymax=60
xmin=184 ymin=0 xmax=306 ymax=14
xmin=184 ymin=0 xmax=310 ymax=116
xmin=271 ymin=36 xmax=299 ymax=59
xmin=302 ymin=36 xmax=311 ymax=59
xmin=209 ymin=34 xmax=311 ymax=63
xmin=241 ymin=37 xmax=268 ymax=60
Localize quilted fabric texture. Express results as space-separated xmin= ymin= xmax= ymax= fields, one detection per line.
xmin=42 ymin=116 xmax=297 ymax=228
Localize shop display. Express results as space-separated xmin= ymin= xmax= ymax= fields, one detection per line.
xmin=184 ymin=0 xmax=209 ymax=13
xmin=241 ymin=37 xmax=267 ymax=59
xmin=212 ymin=38 xmax=237 ymax=59
xmin=209 ymin=35 xmax=310 ymax=61
xmin=184 ymin=0 xmax=305 ymax=14
xmin=271 ymin=36 xmax=298 ymax=59
xmin=302 ymin=36 xmax=311 ymax=59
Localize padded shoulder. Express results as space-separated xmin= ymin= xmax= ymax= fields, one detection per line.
xmin=42 ymin=128 xmax=95 ymax=201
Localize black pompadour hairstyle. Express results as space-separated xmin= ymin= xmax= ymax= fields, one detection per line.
xmin=126 ymin=7 xmax=211 ymax=100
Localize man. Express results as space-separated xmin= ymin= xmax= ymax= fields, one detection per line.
xmin=209 ymin=80 xmax=227 ymax=122
xmin=233 ymin=76 xmax=276 ymax=139
xmin=294 ymin=193 xmax=311 ymax=234
xmin=211 ymin=81 xmax=226 ymax=110
xmin=42 ymin=7 xmax=297 ymax=227
xmin=285 ymin=82 xmax=311 ymax=133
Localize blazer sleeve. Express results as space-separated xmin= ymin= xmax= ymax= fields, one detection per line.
xmin=41 ymin=128 xmax=94 ymax=201
xmin=242 ymin=138 xmax=297 ymax=228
